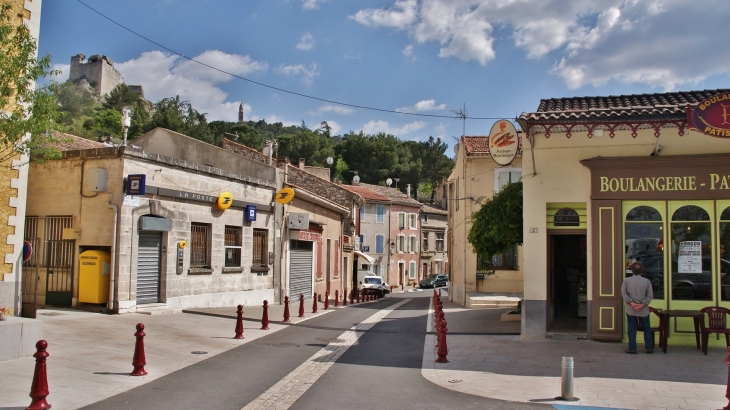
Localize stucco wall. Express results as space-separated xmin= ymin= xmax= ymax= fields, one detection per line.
xmin=358 ymin=201 xmax=390 ymax=278
xmin=388 ymin=203 xmax=420 ymax=286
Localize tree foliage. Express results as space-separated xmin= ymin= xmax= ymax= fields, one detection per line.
xmin=0 ymin=4 xmax=64 ymax=163
xmin=467 ymin=182 xmax=523 ymax=275
xmin=144 ymin=96 xmax=214 ymax=144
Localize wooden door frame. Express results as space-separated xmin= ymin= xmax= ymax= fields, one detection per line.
xmin=546 ymin=229 xmax=587 ymax=331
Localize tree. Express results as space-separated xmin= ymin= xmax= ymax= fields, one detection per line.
xmin=102 ymin=84 xmax=150 ymax=139
xmin=467 ymin=182 xmax=523 ymax=276
xmin=0 ymin=4 xmax=64 ymax=163
xmin=144 ymin=96 xmax=214 ymax=144
xmin=416 ymin=137 xmax=454 ymax=202
xmin=87 ymin=109 xmax=122 ymax=139
xmin=56 ymin=82 xmax=96 ymax=122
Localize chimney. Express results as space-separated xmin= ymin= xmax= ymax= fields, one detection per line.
xmin=407 ymin=184 xmax=411 ymax=197
xmin=299 ymin=158 xmax=305 ymax=170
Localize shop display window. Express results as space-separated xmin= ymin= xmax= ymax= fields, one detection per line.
xmin=625 ymin=205 xmax=664 ymax=299
xmin=720 ymin=206 xmax=730 ymax=301
xmin=670 ymin=205 xmax=712 ymax=301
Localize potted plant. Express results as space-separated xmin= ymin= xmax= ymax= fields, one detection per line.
xmin=0 ymin=306 xmax=13 ymax=320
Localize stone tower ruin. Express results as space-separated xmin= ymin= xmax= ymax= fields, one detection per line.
xmin=68 ymin=54 xmax=125 ymax=97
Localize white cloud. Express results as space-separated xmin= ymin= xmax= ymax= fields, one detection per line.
xmin=435 ymin=122 xmax=447 ymax=139
xmin=351 ymin=0 xmax=730 ymax=89
xmin=344 ymin=52 xmax=362 ymax=60
xmin=275 ymin=62 xmax=320 ymax=86
xmin=396 ymin=99 xmax=446 ymax=113
xmin=312 ymin=104 xmax=355 ymax=115
xmin=361 ymin=119 xmax=426 ymax=135
xmin=402 ymin=44 xmax=413 ymax=56
xmin=49 ymin=63 xmax=70 ymax=83
xmin=116 ymin=50 xmax=268 ymax=121
xmin=297 ymin=32 xmax=315 ymax=50
xmin=323 ymin=120 xmax=341 ymax=135
xmin=302 ymin=0 xmax=326 ymax=10
xmin=264 ymin=114 xmax=299 ymax=127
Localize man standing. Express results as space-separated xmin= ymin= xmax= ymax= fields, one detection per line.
xmin=621 ymin=261 xmax=654 ymax=354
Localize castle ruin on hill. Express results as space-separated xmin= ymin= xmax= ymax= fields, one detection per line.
xmin=69 ymin=53 xmax=144 ymax=99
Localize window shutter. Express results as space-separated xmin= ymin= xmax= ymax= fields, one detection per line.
xmin=334 ymin=240 xmax=339 ymax=276
xmin=317 ymin=241 xmax=323 ymax=279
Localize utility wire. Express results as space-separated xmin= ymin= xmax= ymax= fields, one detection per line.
xmin=76 ymin=0 xmax=507 ymax=121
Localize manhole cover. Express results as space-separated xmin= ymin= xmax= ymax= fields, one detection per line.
xmin=39 ymin=312 xmax=65 ymax=316
xmin=448 ymin=379 xmax=462 ymax=384
xmin=316 ymin=338 xmax=345 ymax=344
xmin=191 ymin=351 xmax=208 ymax=355
xmin=260 ymin=342 xmax=299 ymax=348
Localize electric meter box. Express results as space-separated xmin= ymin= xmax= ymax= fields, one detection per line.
xmin=86 ymin=168 xmax=107 ymax=192
xmin=78 ymin=250 xmax=111 ymax=303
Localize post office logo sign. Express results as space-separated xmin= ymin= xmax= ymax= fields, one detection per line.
xmin=488 ymin=120 xmax=519 ymax=166
xmin=217 ymin=192 xmax=233 ymax=210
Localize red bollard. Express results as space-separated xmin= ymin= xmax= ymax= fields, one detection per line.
xmin=356 ymin=288 xmax=360 ymax=303
xmin=436 ymin=318 xmax=449 ymax=363
xmin=401 ymin=283 xmax=404 ymax=291
xmin=234 ymin=304 xmax=244 ymax=339
xmin=261 ymin=300 xmax=270 ymax=330
xmin=324 ymin=291 xmax=330 ymax=310
xmin=27 ymin=340 xmax=51 ymax=410
xmin=283 ymin=296 xmax=291 ymax=322
xmin=362 ymin=289 xmax=366 ymax=302
xmin=335 ymin=290 xmax=339 ymax=308
xmin=298 ymin=294 xmax=305 ymax=318
xmin=343 ymin=288 xmax=348 ymax=306
xmin=131 ymin=323 xmax=147 ymax=376
xmin=312 ymin=292 xmax=318 ymax=313
xmin=724 ymin=347 xmax=730 ymax=410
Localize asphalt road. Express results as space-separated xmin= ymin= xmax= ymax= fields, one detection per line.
xmin=81 ymin=292 xmax=542 ymax=410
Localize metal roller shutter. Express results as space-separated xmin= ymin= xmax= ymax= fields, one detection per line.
xmin=137 ymin=232 xmax=161 ymax=304
xmin=290 ymin=240 xmax=313 ymax=300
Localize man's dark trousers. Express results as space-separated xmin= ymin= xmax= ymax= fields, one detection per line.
xmin=626 ymin=314 xmax=654 ymax=351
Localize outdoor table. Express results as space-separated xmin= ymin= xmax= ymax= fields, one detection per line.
xmin=659 ymin=309 xmax=704 ymax=354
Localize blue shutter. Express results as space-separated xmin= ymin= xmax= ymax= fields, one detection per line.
xmin=376 ymin=235 xmax=384 ymax=253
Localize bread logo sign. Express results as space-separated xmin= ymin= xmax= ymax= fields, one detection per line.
xmin=690 ymin=92 xmax=730 ymax=138
xmin=488 ymin=120 xmax=519 ymax=166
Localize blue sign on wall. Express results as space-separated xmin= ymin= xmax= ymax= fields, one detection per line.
xmin=126 ymin=174 xmax=146 ymax=195
xmin=245 ymin=205 xmax=257 ymax=222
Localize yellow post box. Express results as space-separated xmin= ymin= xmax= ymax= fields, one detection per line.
xmin=78 ymin=250 xmax=111 ymax=304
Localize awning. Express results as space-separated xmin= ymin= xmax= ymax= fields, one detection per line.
xmin=354 ymin=251 xmax=376 ymax=265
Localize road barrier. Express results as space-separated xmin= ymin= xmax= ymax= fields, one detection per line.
xmin=235 ymin=304 xmax=244 ymax=339
xmin=436 ymin=318 xmax=449 ymax=363
xmin=27 ymin=340 xmax=51 ymax=410
xmin=343 ymin=288 xmax=348 ymax=306
xmin=283 ymin=296 xmax=291 ymax=322
xmin=298 ymin=294 xmax=305 ymax=318
xmin=131 ymin=323 xmax=148 ymax=376
xmin=335 ymin=290 xmax=339 ymax=308
xmin=261 ymin=300 xmax=270 ymax=330
xmin=558 ymin=357 xmax=577 ymax=401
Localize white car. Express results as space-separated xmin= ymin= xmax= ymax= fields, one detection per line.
xmin=359 ymin=275 xmax=390 ymax=297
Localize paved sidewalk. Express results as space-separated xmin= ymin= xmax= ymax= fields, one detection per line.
xmin=422 ymin=294 xmax=730 ymax=410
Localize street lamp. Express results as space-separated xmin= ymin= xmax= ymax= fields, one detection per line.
xmin=121 ymin=106 xmax=134 ymax=146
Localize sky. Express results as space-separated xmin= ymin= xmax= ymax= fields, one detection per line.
xmin=38 ymin=0 xmax=730 ymax=152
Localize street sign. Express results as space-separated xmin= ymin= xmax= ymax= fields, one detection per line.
xmin=22 ymin=240 xmax=32 ymax=262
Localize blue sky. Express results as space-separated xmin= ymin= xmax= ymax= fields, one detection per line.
xmin=39 ymin=0 xmax=730 ymax=150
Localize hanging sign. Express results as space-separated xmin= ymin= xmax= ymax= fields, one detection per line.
xmin=678 ymin=241 xmax=702 ymax=273
xmin=488 ymin=120 xmax=519 ymax=166
xmin=690 ymin=92 xmax=730 ymax=138
xmin=217 ymin=192 xmax=233 ymax=210
xmin=275 ymin=187 xmax=295 ymax=204
xmin=126 ymin=174 xmax=146 ymax=196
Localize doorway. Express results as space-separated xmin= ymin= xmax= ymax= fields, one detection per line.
xmin=398 ymin=263 xmax=404 ymax=286
xmin=548 ymin=233 xmax=587 ymax=333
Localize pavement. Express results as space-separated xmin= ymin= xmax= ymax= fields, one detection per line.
xmin=1 ymin=287 xmax=728 ymax=410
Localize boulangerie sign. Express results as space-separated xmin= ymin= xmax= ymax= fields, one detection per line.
xmin=488 ymin=120 xmax=519 ymax=166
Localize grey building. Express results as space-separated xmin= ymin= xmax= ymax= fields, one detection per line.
xmin=420 ymin=205 xmax=448 ymax=278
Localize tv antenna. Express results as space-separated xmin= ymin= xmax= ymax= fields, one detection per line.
xmin=450 ymin=103 xmax=467 ymax=136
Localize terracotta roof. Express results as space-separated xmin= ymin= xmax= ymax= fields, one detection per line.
xmin=422 ymin=204 xmax=447 ymax=215
xmin=520 ymin=89 xmax=730 ymax=121
xmin=355 ymin=182 xmax=422 ymax=208
xmin=341 ymin=185 xmax=390 ymax=202
xmin=53 ymin=132 xmax=107 ymax=151
xmin=462 ymin=133 xmax=523 ymax=155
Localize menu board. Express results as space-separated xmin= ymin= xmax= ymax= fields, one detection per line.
xmin=678 ymin=241 xmax=702 ymax=273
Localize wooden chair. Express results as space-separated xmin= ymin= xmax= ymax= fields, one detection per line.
xmin=700 ymin=306 xmax=730 ymax=355
xmin=637 ymin=307 xmax=664 ymax=348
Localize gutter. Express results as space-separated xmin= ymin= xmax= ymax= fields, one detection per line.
xmin=106 ymin=199 xmax=119 ymax=311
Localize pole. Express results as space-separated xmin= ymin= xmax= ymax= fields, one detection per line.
xmin=557 ymin=357 xmax=578 ymax=401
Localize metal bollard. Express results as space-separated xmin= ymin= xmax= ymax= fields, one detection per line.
xmin=27 ymin=340 xmax=51 ymax=410
xmin=334 ymin=290 xmax=339 ymax=308
xmin=312 ymin=292 xmax=318 ymax=313
xmin=298 ymin=294 xmax=305 ymax=318
xmin=261 ymin=300 xmax=270 ymax=330
xmin=324 ymin=291 xmax=330 ymax=310
xmin=234 ymin=304 xmax=244 ymax=339
xmin=283 ymin=296 xmax=291 ymax=322
xmin=557 ymin=357 xmax=578 ymax=401
xmin=724 ymin=347 xmax=730 ymax=410
xmin=131 ymin=323 xmax=148 ymax=376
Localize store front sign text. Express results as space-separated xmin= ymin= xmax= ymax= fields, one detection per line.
xmin=691 ymin=92 xmax=730 ymax=138
xmin=600 ymin=174 xmax=730 ymax=193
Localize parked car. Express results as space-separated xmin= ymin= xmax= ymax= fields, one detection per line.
xmin=420 ymin=273 xmax=448 ymax=289
xmin=671 ymin=257 xmax=730 ymax=300
xmin=358 ymin=275 xmax=390 ymax=297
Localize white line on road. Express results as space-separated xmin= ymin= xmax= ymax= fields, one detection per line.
xmin=241 ymin=298 xmax=412 ymax=410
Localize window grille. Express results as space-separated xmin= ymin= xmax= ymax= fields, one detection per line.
xmin=190 ymin=223 xmax=211 ymax=268
xmin=43 ymin=216 xmax=73 ymax=266
xmin=252 ymin=229 xmax=268 ymax=270
xmin=224 ymin=226 xmax=242 ymax=268
xmin=422 ymin=232 xmax=429 ymax=251
xmin=436 ymin=233 xmax=444 ymax=251
xmin=24 ymin=216 xmax=40 ymax=267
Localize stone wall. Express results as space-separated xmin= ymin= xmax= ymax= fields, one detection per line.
xmin=69 ymin=54 xmax=125 ymax=96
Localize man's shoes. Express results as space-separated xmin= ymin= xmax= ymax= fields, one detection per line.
xmin=624 ymin=349 xmax=637 ymax=354
xmin=646 ymin=348 xmax=654 ymax=354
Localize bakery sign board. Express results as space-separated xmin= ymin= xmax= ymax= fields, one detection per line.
xmin=488 ymin=120 xmax=519 ymax=166
xmin=690 ymin=92 xmax=730 ymax=138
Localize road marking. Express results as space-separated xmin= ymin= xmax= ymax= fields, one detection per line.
xmin=241 ymin=298 xmax=411 ymax=410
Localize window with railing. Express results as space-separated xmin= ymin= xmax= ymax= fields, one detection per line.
xmin=252 ymin=229 xmax=268 ymax=271
xmin=436 ymin=233 xmax=444 ymax=251
xmin=224 ymin=226 xmax=242 ymax=268
xmin=422 ymin=232 xmax=429 ymax=251
xmin=190 ymin=223 xmax=211 ymax=268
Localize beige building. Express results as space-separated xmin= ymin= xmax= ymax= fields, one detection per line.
xmin=25 ymin=129 xmax=280 ymax=313
xmin=517 ymin=89 xmax=730 ymax=345
xmin=446 ymin=135 xmax=524 ymax=306
xmin=420 ymin=205 xmax=448 ymax=278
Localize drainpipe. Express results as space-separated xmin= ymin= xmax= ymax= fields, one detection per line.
xmin=107 ymin=200 xmax=119 ymax=311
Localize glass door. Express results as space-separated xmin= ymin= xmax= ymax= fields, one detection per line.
xmin=717 ymin=201 xmax=730 ymax=307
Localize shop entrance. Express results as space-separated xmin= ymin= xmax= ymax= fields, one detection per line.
xmin=548 ymin=234 xmax=587 ymax=333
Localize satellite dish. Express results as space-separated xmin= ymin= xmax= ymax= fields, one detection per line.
xmin=453 ymin=143 xmax=459 ymax=154
xmin=353 ymin=175 xmax=360 ymax=183
xmin=326 ymin=156 xmax=333 ymax=165
xmin=386 ymin=178 xmax=392 ymax=187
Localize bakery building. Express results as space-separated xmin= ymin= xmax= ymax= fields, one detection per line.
xmin=517 ymin=89 xmax=730 ymax=345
